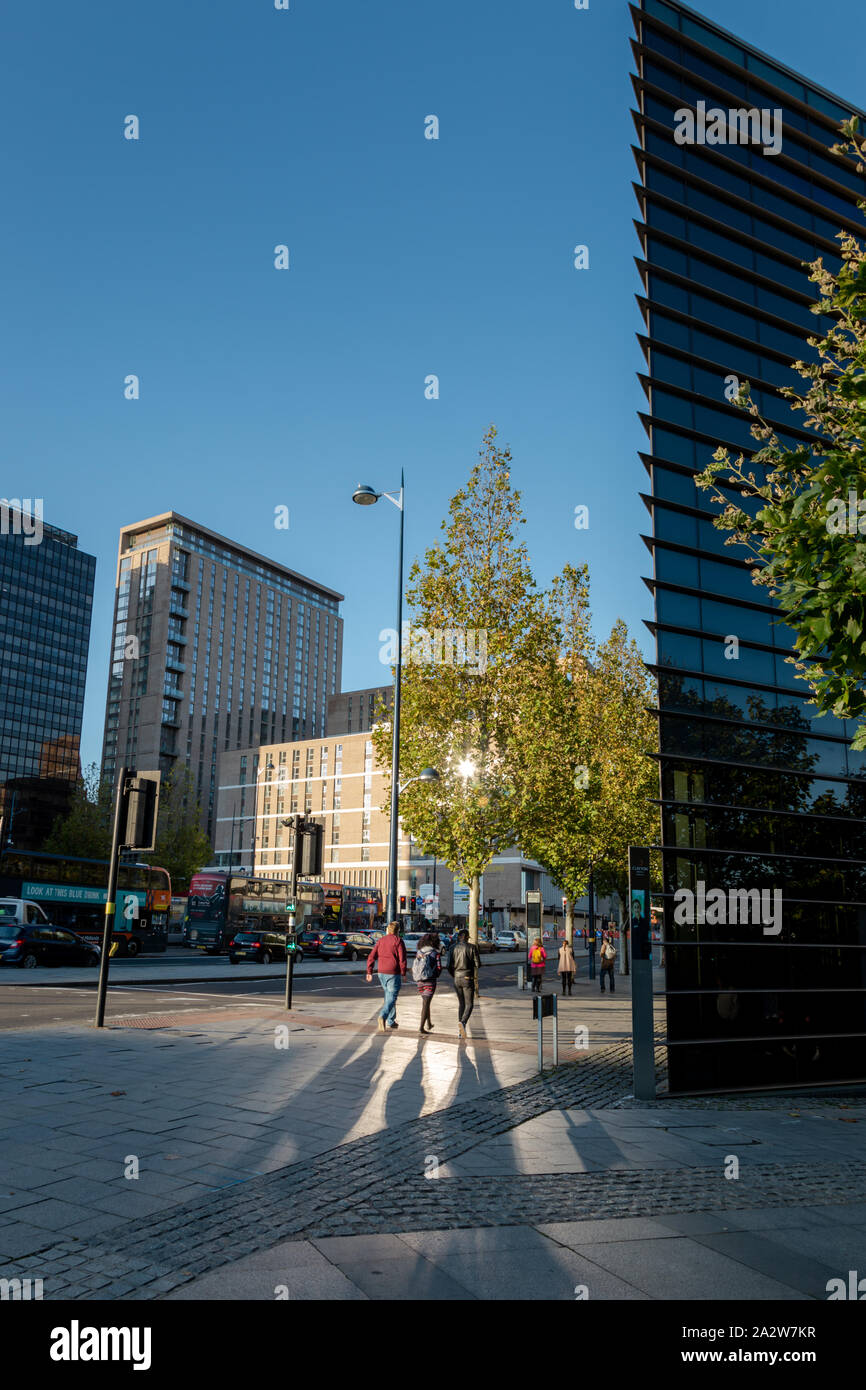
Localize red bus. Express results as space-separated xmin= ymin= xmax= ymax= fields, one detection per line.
xmin=302 ymin=881 xmax=383 ymax=932
xmin=186 ymin=871 xmax=325 ymax=953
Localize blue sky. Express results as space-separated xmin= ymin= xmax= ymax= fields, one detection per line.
xmin=2 ymin=0 xmax=863 ymax=771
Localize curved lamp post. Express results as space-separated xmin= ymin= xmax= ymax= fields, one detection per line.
xmin=353 ymin=474 xmax=407 ymax=921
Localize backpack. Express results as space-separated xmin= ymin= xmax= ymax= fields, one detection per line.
xmin=602 ymin=942 xmax=616 ymax=962
xmin=529 ymin=944 xmax=544 ymax=965
xmin=412 ymin=948 xmax=437 ymax=983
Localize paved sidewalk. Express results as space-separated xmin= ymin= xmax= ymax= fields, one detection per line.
xmin=3 ymin=962 xmax=863 ymax=1300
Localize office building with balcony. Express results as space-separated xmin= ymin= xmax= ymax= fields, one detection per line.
xmin=0 ymin=510 xmax=95 ymax=848
xmin=101 ymin=513 xmax=343 ymax=840
xmin=632 ymin=0 xmax=866 ymax=1090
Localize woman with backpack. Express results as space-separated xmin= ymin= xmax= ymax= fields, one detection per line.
xmin=412 ymin=932 xmax=442 ymax=1034
xmin=528 ymin=937 xmax=546 ymax=993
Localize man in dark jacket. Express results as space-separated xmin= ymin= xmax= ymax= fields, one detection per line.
xmin=366 ymin=921 xmax=408 ymax=1032
xmin=446 ymin=930 xmax=481 ymax=1041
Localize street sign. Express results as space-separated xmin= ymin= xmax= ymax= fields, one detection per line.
xmin=629 ymin=845 xmax=655 ymax=1102
xmin=525 ymin=889 xmax=543 ymax=934
xmin=532 ymin=994 xmax=556 ymax=1019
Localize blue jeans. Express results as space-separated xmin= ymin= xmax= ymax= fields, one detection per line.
xmin=378 ymin=972 xmax=402 ymax=1025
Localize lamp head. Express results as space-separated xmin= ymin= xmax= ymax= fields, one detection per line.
xmin=352 ymin=483 xmax=380 ymax=506
xmin=419 ymin=767 xmax=439 ymax=783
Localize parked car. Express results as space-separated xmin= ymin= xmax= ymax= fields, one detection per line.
xmin=494 ymin=931 xmax=521 ymax=951
xmin=0 ymin=923 xmax=100 ymax=969
xmin=299 ymin=929 xmax=327 ymax=956
xmin=318 ymin=931 xmax=376 ymax=961
xmin=227 ymin=929 xmax=304 ymax=965
xmin=399 ymin=932 xmax=425 ymax=955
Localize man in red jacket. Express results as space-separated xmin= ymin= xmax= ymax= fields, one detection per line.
xmin=366 ymin=921 xmax=408 ymax=1032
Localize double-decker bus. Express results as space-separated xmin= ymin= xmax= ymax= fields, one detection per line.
xmin=0 ymin=850 xmax=171 ymax=956
xmin=301 ymin=881 xmax=383 ymax=932
xmin=185 ymin=871 xmax=325 ymax=954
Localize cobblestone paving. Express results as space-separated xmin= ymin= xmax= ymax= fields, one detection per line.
xmin=9 ymin=1040 xmax=857 ymax=1302
xmin=618 ymin=1093 xmax=866 ymax=1112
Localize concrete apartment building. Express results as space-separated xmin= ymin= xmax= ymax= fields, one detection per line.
xmin=327 ymin=684 xmax=392 ymax=736
xmin=214 ymin=730 xmax=582 ymax=928
xmin=101 ymin=512 xmax=343 ymax=839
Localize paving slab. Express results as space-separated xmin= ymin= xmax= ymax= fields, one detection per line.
xmin=565 ymin=1235 xmax=811 ymax=1300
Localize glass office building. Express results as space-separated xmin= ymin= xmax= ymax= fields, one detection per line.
xmin=631 ymin=0 xmax=866 ymax=1090
xmin=0 ymin=510 xmax=96 ymax=848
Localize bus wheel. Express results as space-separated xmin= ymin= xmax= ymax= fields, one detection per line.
xmin=262 ymin=951 xmax=272 ymax=965
xmin=126 ymin=939 xmax=140 ymax=958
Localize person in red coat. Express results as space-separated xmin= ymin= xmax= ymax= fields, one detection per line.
xmin=366 ymin=921 xmax=408 ymax=1032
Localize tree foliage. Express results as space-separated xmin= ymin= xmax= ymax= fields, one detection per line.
xmin=44 ymin=764 xmax=211 ymax=892
xmin=511 ymin=565 xmax=659 ymax=929
xmin=373 ymin=428 xmax=659 ymax=941
xmin=43 ymin=763 xmax=112 ymax=859
xmin=371 ymin=425 xmax=556 ymax=940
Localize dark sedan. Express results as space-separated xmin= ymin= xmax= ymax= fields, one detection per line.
xmin=318 ymin=931 xmax=376 ymax=962
xmin=299 ymin=929 xmax=327 ymax=956
xmin=0 ymin=924 xmax=100 ymax=969
xmin=227 ymin=929 xmax=305 ymax=965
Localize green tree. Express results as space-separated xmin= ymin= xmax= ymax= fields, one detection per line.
xmin=43 ymin=763 xmax=112 ymax=859
xmin=45 ymin=764 xmax=210 ymax=893
xmin=511 ymin=565 xmax=658 ymax=941
xmin=696 ymin=119 xmax=866 ymax=747
xmin=153 ymin=769 xmax=212 ymax=893
xmin=372 ymin=425 xmax=557 ymax=943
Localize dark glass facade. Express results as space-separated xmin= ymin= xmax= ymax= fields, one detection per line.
xmin=632 ymin=0 xmax=866 ymax=1091
xmin=0 ymin=510 xmax=96 ymax=848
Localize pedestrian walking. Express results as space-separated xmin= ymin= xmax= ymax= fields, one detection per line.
xmin=557 ymin=938 xmax=576 ymax=995
xmin=528 ymin=937 xmax=546 ymax=994
xmin=600 ymin=931 xmax=617 ymax=994
xmin=446 ymin=929 xmax=481 ymax=1041
xmin=366 ymin=920 xmax=408 ymax=1031
xmin=412 ymin=932 xmax=442 ymax=1034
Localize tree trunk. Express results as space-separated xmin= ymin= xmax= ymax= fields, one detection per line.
xmin=468 ymin=875 xmax=480 ymax=945
xmin=565 ymin=901 xmax=574 ymax=946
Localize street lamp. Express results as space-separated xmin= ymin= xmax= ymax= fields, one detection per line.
xmin=398 ymin=768 xmax=439 ymax=795
xmin=353 ymin=472 xmax=405 ymax=921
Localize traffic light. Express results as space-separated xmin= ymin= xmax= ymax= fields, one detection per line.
xmin=399 ymin=895 xmax=407 ymax=911
xmin=299 ymin=819 xmax=323 ymax=876
xmin=411 ymin=896 xmax=417 ymax=911
xmin=123 ymin=772 xmax=160 ymax=852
